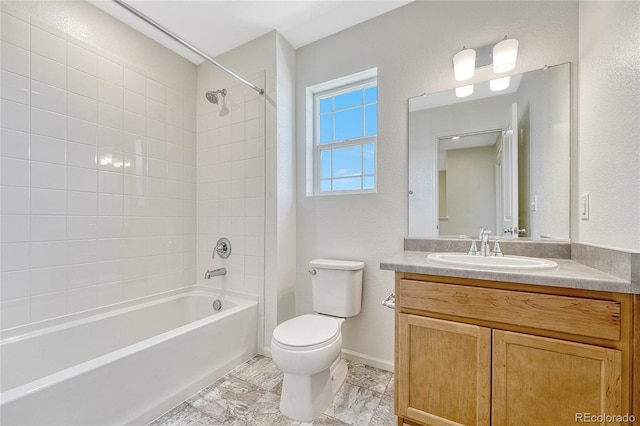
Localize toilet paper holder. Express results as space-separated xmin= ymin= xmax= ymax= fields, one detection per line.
xmin=381 ymin=293 xmax=395 ymax=310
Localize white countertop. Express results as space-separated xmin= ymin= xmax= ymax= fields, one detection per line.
xmin=380 ymin=251 xmax=639 ymax=294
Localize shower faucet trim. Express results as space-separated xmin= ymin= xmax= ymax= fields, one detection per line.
xmin=212 ymin=237 xmax=231 ymax=259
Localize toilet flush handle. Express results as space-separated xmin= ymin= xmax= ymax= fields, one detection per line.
xmin=308 ymin=269 xmax=317 ymax=275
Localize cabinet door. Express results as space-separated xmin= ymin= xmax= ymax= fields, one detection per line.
xmin=398 ymin=314 xmax=491 ymax=426
xmin=492 ymin=330 xmax=622 ymax=426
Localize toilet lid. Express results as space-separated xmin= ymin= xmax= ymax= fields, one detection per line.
xmin=273 ymin=314 xmax=341 ymax=348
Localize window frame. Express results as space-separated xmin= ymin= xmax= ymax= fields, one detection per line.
xmin=310 ymin=73 xmax=378 ymax=196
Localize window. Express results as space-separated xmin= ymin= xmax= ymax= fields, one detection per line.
xmin=308 ymin=70 xmax=377 ymax=195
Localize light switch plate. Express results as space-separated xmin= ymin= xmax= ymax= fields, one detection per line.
xmin=580 ymin=193 xmax=590 ymax=220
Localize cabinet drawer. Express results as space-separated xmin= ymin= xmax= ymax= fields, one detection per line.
xmin=398 ymin=279 xmax=621 ymax=341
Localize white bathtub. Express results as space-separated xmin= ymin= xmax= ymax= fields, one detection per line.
xmin=0 ymin=286 xmax=258 ymax=425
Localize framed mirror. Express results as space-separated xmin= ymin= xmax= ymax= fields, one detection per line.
xmin=408 ymin=63 xmax=570 ymax=239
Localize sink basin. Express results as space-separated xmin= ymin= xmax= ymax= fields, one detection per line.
xmin=426 ymin=252 xmax=558 ymax=271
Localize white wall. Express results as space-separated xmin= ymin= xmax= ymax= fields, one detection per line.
xmin=578 ymin=1 xmax=640 ymax=251
xmin=273 ymin=33 xmax=297 ymax=327
xmin=0 ymin=2 xmax=197 ymax=329
xmin=196 ymin=31 xmax=297 ymax=354
xmin=195 ymin=68 xmax=266 ymax=294
xmin=196 ymin=34 xmax=271 ymax=354
xmin=296 ymin=1 xmax=579 ymax=369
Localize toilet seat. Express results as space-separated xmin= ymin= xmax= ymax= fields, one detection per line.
xmin=272 ymin=314 xmax=343 ymax=351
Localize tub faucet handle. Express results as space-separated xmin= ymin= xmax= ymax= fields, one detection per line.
xmin=212 ymin=237 xmax=231 ymax=259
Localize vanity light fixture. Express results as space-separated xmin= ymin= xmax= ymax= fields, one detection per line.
xmin=453 ymin=48 xmax=476 ymax=81
xmin=490 ymin=76 xmax=511 ymax=91
xmin=455 ymin=84 xmax=474 ymax=98
xmin=452 ymin=36 xmax=519 ymax=81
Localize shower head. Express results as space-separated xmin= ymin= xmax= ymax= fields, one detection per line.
xmin=205 ymin=88 xmax=227 ymax=105
xmin=205 ymin=90 xmax=219 ymax=104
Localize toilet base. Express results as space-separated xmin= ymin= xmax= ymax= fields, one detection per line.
xmin=279 ymin=356 xmax=348 ymax=422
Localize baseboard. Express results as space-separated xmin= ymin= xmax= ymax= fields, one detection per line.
xmin=261 ymin=345 xmax=272 ymax=358
xmin=341 ymin=348 xmax=394 ymax=373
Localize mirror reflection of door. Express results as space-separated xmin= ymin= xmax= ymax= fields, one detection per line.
xmin=437 ymin=103 xmax=519 ymax=238
xmin=438 ymin=130 xmax=501 ymax=237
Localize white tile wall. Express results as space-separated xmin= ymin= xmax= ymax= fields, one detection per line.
xmin=196 ymin=74 xmax=265 ymax=297
xmin=0 ymin=8 xmax=197 ymax=329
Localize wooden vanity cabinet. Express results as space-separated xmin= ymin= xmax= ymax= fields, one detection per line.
xmin=394 ymin=273 xmax=638 ymax=426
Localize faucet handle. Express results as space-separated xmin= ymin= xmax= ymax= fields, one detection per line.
xmin=212 ymin=237 xmax=232 ymax=259
xmin=491 ymin=240 xmax=504 ymax=257
xmin=468 ymin=240 xmax=478 ymax=256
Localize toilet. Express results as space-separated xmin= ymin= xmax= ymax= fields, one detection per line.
xmin=270 ymin=258 xmax=364 ymax=421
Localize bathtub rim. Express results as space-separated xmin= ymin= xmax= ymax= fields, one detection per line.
xmin=0 ymin=285 xmax=258 ymax=405
xmin=0 ymin=285 xmax=256 ymax=342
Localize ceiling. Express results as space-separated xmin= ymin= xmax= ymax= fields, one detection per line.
xmin=91 ymin=0 xmax=412 ymax=64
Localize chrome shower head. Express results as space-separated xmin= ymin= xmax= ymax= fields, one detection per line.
xmin=205 ymin=88 xmax=227 ymax=105
xmin=205 ymin=90 xmax=219 ymax=104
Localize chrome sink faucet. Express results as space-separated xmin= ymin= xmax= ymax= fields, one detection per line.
xmin=468 ymin=226 xmax=503 ymax=257
xmin=479 ymin=227 xmax=492 ymax=256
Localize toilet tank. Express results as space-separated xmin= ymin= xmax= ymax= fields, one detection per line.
xmin=309 ymin=259 xmax=364 ymax=317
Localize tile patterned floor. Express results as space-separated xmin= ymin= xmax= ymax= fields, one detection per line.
xmin=149 ymin=355 xmax=396 ymax=426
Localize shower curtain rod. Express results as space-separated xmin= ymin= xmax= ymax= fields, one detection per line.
xmin=112 ymin=0 xmax=265 ymax=96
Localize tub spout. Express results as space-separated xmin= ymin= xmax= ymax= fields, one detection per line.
xmin=204 ymin=267 xmax=226 ymax=279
